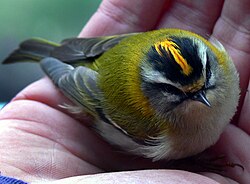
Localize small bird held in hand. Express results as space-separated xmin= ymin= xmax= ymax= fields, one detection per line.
xmin=3 ymin=29 xmax=240 ymax=161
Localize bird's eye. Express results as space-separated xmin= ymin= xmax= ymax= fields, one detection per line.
xmin=154 ymin=83 xmax=184 ymax=96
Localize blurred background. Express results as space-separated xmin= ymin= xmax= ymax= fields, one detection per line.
xmin=0 ymin=0 xmax=101 ymax=107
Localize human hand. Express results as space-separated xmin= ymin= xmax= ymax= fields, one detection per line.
xmin=0 ymin=0 xmax=249 ymax=183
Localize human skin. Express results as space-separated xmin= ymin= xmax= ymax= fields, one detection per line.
xmin=0 ymin=0 xmax=249 ymax=183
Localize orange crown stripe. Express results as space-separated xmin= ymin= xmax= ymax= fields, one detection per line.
xmin=154 ymin=40 xmax=193 ymax=76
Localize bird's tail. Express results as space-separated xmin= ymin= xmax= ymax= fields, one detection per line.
xmin=2 ymin=38 xmax=59 ymax=64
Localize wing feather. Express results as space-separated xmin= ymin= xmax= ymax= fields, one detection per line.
xmin=51 ymin=33 xmax=138 ymax=63
xmin=40 ymin=57 xmax=101 ymax=114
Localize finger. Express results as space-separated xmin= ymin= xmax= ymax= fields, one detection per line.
xmin=79 ymin=0 xmax=169 ymax=37
xmin=158 ymin=0 xmax=224 ymax=37
xmin=212 ymin=0 xmax=250 ymax=120
xmin=12 ymin=77 xmax=73 ymax=112
xmin=39 ymin=170 xmax=219 ymax=184
xmin=0 ymin=100 xmax=102 ymax=181
xmin=238 ymin=80 xmax=250 ymax=134
xmin=208 ymin=124 xmax=250 ymax=184
xmin=10 ymin=77 xmax=93 ymax=122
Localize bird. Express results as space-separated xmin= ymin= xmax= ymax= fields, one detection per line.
xmin=3 ymin=28 xmax=240 ymax=161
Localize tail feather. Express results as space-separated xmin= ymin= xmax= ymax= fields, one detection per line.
xmin=3 ymin=38 xmax=59 ymax=64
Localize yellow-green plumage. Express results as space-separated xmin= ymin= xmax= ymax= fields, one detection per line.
xmin=96 ymin=31 xmax=170 ymax=139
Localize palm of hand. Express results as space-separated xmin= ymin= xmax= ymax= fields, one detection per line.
xmin=0 ymin=1 xmax=249 ymax=183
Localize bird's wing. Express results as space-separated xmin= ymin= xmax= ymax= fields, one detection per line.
xmin=51 ymin=33 xmax=139 ymax=63
xmin=40 ymin=57 xmax=101 ymax=115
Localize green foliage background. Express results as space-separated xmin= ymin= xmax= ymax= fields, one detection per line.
xmin=0 ymin=0 xmax=101 ymax=101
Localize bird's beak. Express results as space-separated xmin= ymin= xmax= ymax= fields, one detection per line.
xmin=191 ymin=90 xmax=211 ymax=107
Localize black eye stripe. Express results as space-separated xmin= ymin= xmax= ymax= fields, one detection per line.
xmin=151 ymin=83 xmax=184 ymax=95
